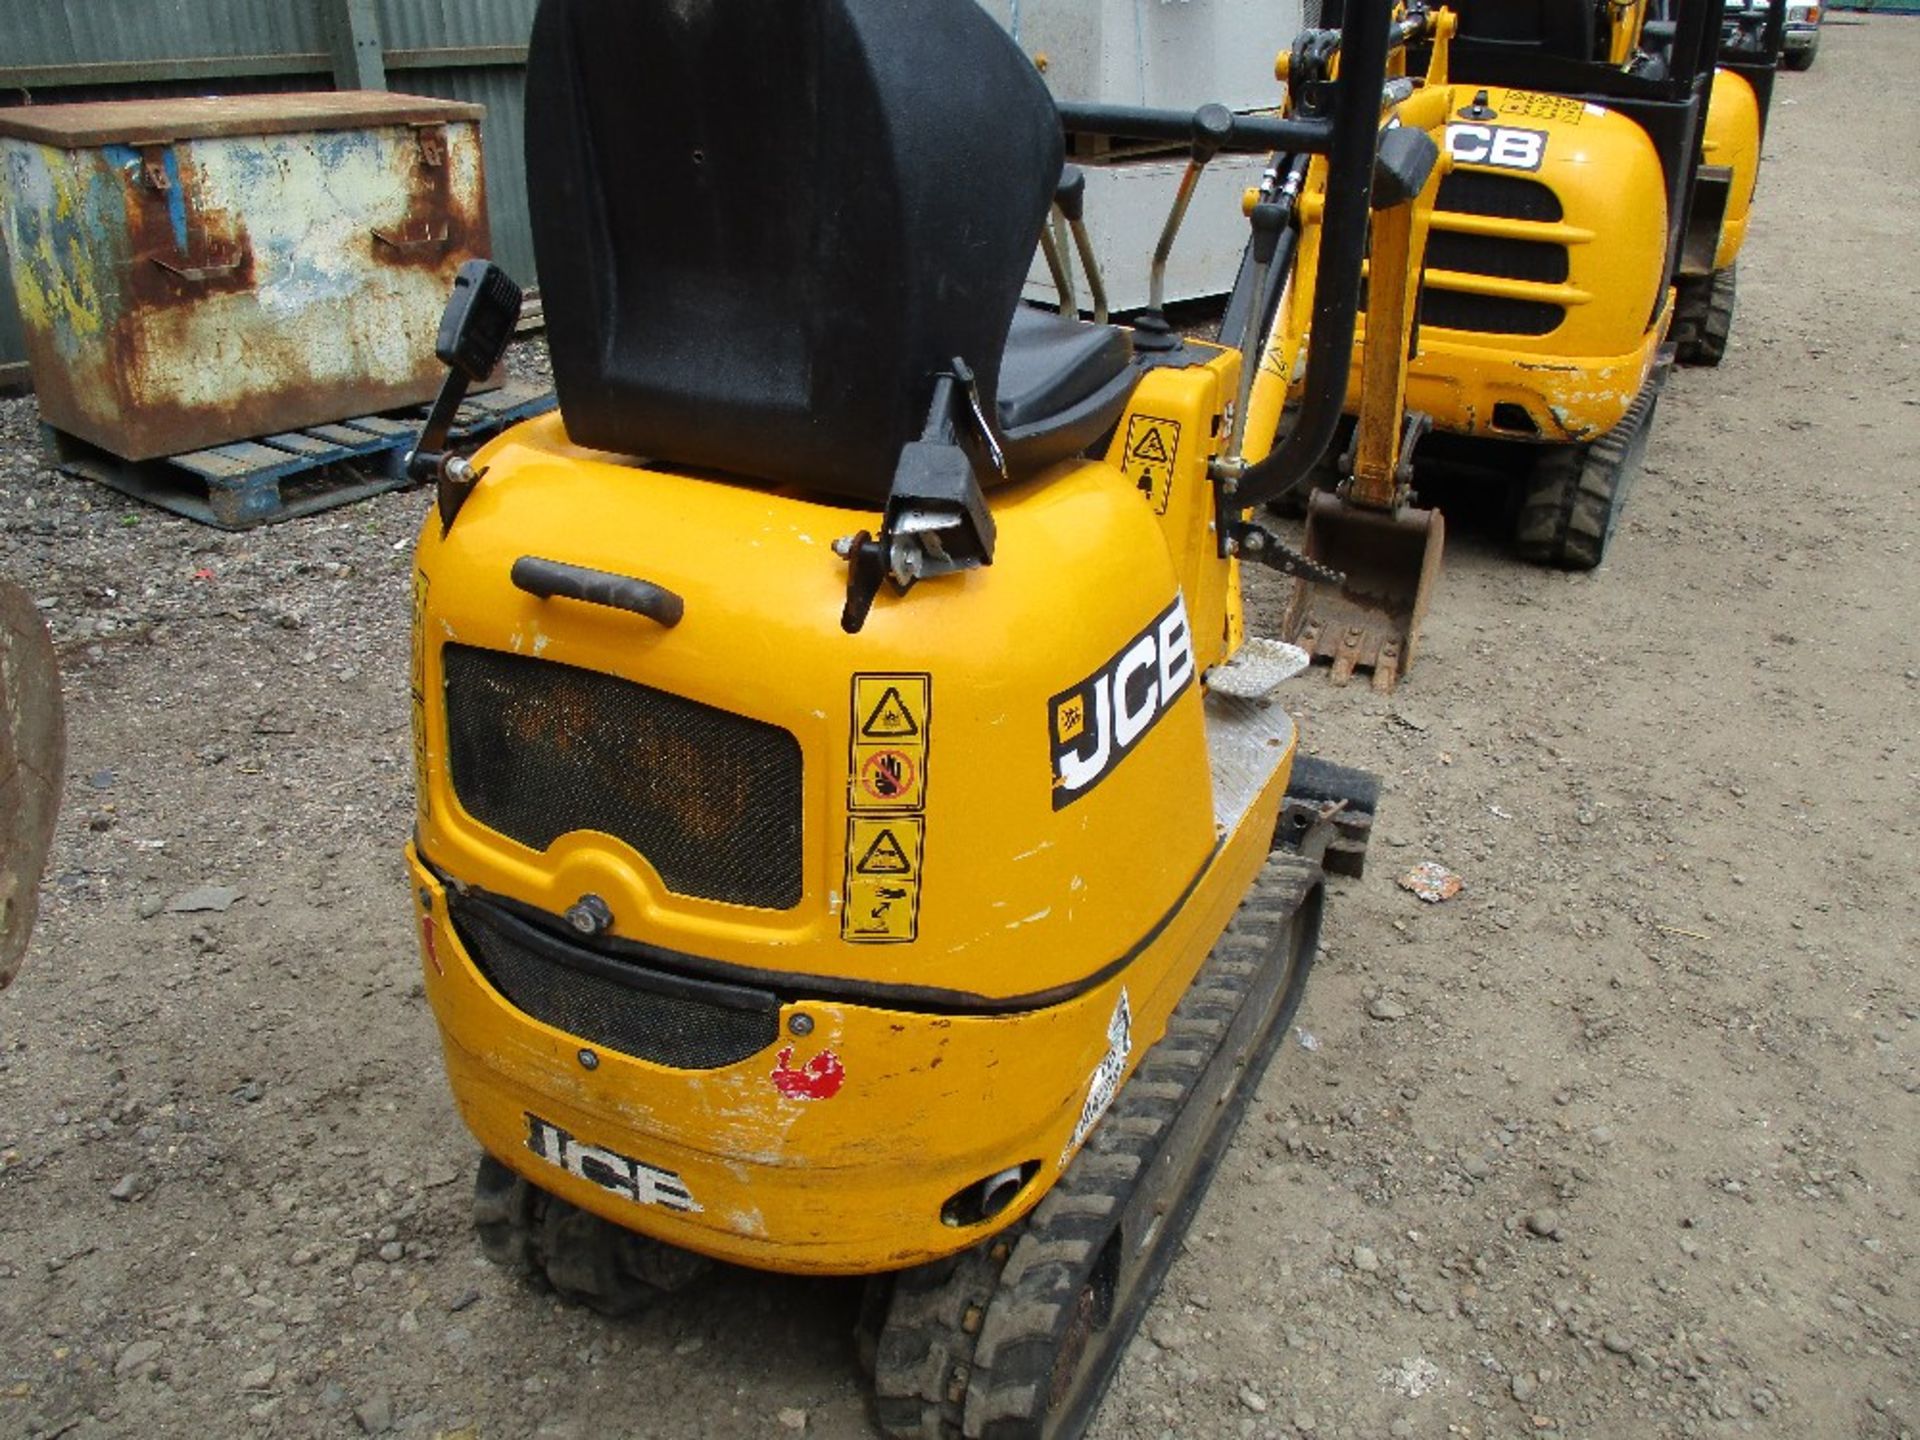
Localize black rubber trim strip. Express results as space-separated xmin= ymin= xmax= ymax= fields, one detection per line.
xmin=449 ymin=893 xmax=778 ymax=1016
xmin=418 ymin=842 xmax=1219 ymax=1018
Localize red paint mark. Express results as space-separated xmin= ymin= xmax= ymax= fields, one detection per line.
xmin=192 ymin=568 xmax=214 ymax=581
xmin=419 ymin=914 xmax=442 ymax=976
xmin=771 ymin=1046 xmax=845 ymax=1101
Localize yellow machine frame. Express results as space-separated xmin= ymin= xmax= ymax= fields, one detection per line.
xmin=408 ymin=346 xmax=1293 ymax=1275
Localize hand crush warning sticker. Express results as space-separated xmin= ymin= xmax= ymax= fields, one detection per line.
xmin=1120 ymin=416 xmax=1181 ymax=515
xmin=845 ymin=674 xmax=931 ymax=942
xmin=848 ymin=674 xmax=929 ymax=812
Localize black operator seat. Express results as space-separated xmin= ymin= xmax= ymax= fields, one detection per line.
xmin=1445 ymin=0 xmax=1601 ymax=60
xmin=997 ymin=305 xmax=1136 ymax=474
xmin=524 ymin=0 xmax=1134 ymax=500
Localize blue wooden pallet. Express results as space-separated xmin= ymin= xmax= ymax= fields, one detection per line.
xmin=46 ymin=380 xmax=556 ymax=530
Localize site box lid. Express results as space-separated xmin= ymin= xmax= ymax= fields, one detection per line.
xmin=0 ymin=91 xmax=483 ymax=148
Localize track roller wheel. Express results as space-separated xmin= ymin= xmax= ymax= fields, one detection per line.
xmin=1513 ymin=359 xmax=1667 ymax=571
xmin=873 ymin=853 xmax=1325 ymax=1439
xmin=872 ymin=1239 xmax=1019 ymax=1437
xmin=472 ymin=1153 xmax=709 ymax=1316
xmin=1675 ymin=264 xmax=1736 ymax=367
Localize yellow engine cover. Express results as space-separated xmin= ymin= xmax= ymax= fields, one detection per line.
xmin=1702 ymin=67 xmax=1762 ymax=273
xmin=407 ymin=385 xmax=1299 ymax=1274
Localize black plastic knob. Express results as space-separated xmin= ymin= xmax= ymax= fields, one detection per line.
xmin=1191 ymin=103 xmax=1234 ymax=163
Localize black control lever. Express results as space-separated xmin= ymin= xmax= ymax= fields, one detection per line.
xmin=1135 ymin=103 xmax=1237 ymax=353
xmin=1372 ymin=125 xmax=1440 ymax=210
xmin=1044 ymin=165 xmax=1121 ymax=326
xmin=408 ymin=259 xmax=523 ymax=534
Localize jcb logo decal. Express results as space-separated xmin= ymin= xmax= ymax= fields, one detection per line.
xmin=524 ymin=1113 xmax=700 ymax=1213
xmin=1444 ymin=123 xmax=1547 ymax=172
xmin=1049 ymin=596 xmax=1195 ymax=809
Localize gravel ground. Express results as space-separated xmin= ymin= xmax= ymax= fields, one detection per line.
xmin=2 ymin=18 xmax=1915 ymax=1440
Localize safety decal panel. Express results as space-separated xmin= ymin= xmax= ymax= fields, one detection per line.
xmin=843 ymin=674 xmax=931 ymax=944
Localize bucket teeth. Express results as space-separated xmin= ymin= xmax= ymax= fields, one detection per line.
xmin=1279 ymin=493 xmax=1445 ymax=691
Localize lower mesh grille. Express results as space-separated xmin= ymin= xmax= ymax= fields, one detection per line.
xmin=451 ymin=896 xmax=781 ymax=1069
xmin=442 ymin=644 xmax=803 ymax=909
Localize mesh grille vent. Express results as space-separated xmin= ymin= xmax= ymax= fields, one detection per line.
xmin=443 ymin=644 xmax=803 ymax=909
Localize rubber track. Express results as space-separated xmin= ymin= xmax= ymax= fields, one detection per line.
xmin=874 ymin=851 xmax=1323 ymax=1440
xmin=1685 ymin=264 xmax=1736 ymax=368
xmin=1513 ymin=364 xmax=1665 ymax=571
xmin=874 ymin=1240 xmax=1022 ymax=1438
xmin=472 ymin=1154 xmax=706 ymax=1315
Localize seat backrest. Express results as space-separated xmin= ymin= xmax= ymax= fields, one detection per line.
xmin=525 ymin=0 xmax=1063 ymax=502
xmin=1447 ymin=0 xmax=1599 ymax=60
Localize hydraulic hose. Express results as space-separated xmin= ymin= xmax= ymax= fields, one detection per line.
xmin=1232 ymin=0 xmax=1395 ymax=511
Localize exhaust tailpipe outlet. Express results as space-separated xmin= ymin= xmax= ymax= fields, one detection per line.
xmin=940 ymin=1161 xmax=1040 ymax=1228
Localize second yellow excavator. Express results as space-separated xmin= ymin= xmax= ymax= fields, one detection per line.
xmin=1236 ymin=0 xmax=1741 ymax=689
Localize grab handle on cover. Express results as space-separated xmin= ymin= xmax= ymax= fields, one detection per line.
xmin=511 ymin=556 xmax=684 ymax=629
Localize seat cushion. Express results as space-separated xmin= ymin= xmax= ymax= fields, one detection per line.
xmin=997 ymin=307 xmax=1137 ymax=474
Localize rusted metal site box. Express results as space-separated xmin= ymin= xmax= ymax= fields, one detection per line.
xmin=0 ymin=91 xmax=488 ymax=461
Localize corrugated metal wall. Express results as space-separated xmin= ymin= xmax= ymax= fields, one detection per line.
xmin=0 ymin=0 xmax=540 ymax=384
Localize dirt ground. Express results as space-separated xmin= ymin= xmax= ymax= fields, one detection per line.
xmin=2 ymin=17 xmax=1915 ymax=1440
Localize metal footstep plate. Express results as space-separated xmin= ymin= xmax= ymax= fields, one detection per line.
xmin=1206 ymin=636 xmax=1312 ymax=701
xmin=1206 ymin=687 xmax=1298 ymax=837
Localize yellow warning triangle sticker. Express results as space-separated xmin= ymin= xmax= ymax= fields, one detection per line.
xmin=861 ymin=686 xmax=920 ymax=739
xmin=1130 ymin=426 xmax=1172 ymax=465
xmin=855 ymin=828 xmax=913 ymax=876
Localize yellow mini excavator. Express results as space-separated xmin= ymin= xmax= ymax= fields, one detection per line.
xmin=1229 ymin=9 xmax=1459 ymax=692
xmin=1670 ymin=0 xmax=1787 ymax=363
xmin=1237 ymin=0 xmax=1739 ymax=690
xmin=399 ymin=1 xmax=1417 ymax=1434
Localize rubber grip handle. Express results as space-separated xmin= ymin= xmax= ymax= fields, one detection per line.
xmin=511 ymin=556 xmax=684 ymax=629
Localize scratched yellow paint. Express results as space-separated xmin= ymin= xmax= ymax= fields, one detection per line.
xmin=405 ymin=350 xmax=1297 ymax=1272
xmin=1702 ymin=67 xmax=1762 ymax=273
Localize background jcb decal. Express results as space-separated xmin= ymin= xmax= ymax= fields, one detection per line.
xmin=842 ymin=815 xmax=924 ymax=943
xmin=848 ymin=673 xmax=930 ymax=813
xmin=1049 ymin=596 xmax=1195 ymax=809
xmin=1443 ymin=123 xmax=1547 ymax=172
xmin=1120 ymin=415 xmax=1181 ymax=515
